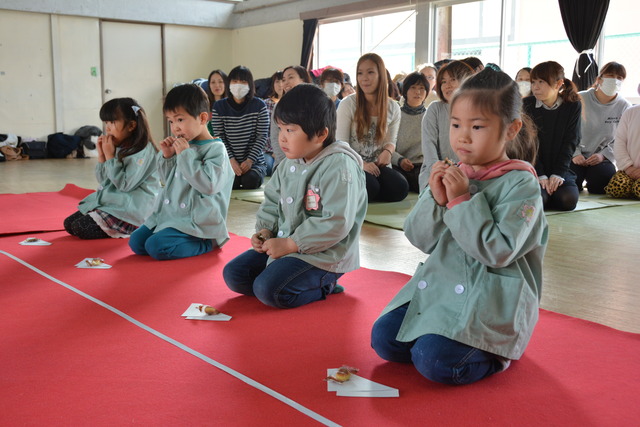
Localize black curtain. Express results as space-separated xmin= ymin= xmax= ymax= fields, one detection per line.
xmin=300 ymin=19 xmax=318 ymax=70
xmin=558 ymin=0 xmax=610 ymax=90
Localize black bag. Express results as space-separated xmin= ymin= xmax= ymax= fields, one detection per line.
xmin=19 ymin=140 xmax=47 ymax=159
xmin=47 ymin=133 xmax=80 ymax=158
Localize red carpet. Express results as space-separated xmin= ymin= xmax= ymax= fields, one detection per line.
xmin=0 ymin=184 xmax=93 ymax=235
xmin=1 ymin=230 xmax=638 ymax=426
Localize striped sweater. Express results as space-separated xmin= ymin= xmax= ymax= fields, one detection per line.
xmin=211 ymin=97 xmax=269 ymax=170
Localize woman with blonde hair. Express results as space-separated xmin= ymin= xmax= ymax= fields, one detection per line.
xmin=336 ymin=53 xmax=408 ymax=202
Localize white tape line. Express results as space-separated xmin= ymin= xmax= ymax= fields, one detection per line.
xmin=1 ymin=250 xmax=341 ymax=427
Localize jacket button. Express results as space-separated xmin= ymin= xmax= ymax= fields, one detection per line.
xmin=290 ymin=165 xmax=296 ymax=172
xmin=286 ymin=197 xmax=293 ymax=204
xmin=455 ymin=284 xmax=465 ymax=294
xmin=418 ymin=280 xmax=428 ymax=289
xmin=277 ymin=230 xmax=284 ymax=237
xmin=163 ymin=199 xmax=170 ymax=204
xmin=180 ymin=203 xmax=186 ymax=209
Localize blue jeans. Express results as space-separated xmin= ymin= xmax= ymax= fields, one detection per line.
xmin=371 ymin=304 xmax=504 ymax=385
xmin=222 ymin=250 xmax=342 ymax=309
xmin=129 ymin=225 xmax=214 ymax=260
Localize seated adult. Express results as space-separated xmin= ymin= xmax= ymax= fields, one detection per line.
xmin=391 ymin=72 xmax=429 ymax=193
xmin=572 ymin=61 xmax=631 ymax=194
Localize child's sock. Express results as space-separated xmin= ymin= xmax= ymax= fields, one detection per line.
xmin=331 ymin=284 xmax=345 ymax=294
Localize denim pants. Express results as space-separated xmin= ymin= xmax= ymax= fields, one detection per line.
xmin=129 ymin=225 xmax=214 ymax=260
xmin=222 ymin=249 xmax=342 ymax=309
xmin=371 ymin=304 xmax=504 ymax=385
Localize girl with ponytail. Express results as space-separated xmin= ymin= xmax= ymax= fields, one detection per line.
xmin=524 ymin=61 xmax=581 ymax=211
xmin=64 ymin=97 xmax=159 ymax=239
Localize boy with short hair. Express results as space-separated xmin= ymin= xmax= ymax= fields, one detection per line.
xmin=223 ymin=83 xmax=367 ymax=308
xmin=129 ymin=84 xmax=234 ymax=260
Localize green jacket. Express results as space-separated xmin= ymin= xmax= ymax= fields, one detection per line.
xmin=379 ymin=163 xmax=548 ymax=359
xmin=144 ymin=138 xmax=234 ymax=245
xmin=256 ymin=140 xmax=367 ymax=273
xmin=78 ymin=143 xmax=159 ymax=225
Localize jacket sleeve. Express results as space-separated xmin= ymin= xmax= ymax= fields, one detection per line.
xmin=176 ymin=143 xmax=231 ymax=195
xmin=403 ymin=188 xmax=448 ymax=254
xmin=444 ymin=172 xmax=546 ymax=268
xmin=102 ymin=146 xmax=157 ymax=192
xmin=255 ymin=167 xmax=282 ymax=233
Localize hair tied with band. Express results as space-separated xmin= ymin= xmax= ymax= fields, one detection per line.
xmin=132 ymin=105 xmax=140 ymax=116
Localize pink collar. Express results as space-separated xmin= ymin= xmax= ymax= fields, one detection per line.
xmin=458 ymin=160 xmax=537 ymax=181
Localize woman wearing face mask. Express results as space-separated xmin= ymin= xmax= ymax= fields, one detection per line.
xmin=515 ymin=67 xmax=533 ymax=98
xmin=270 ymin=65 xmax=313 ymax=171
xmin=320 ymin=67 xmax=344 ymax=109
xmin=211 ymin=65 xmax=269 ymax=189
xmin=572 ymin=62 xmax=631 ymax=194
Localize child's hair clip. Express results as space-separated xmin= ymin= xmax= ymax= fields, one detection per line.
xmin=132 ymin=105 xmax=141 ymax=116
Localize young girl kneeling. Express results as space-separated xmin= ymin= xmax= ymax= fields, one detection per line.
xmin=223 ymin=84 xmax=367 ymax=309
xmin=64 ymin=98 xmax=159 ymax=239
xmin=371 ymin=69 xmax=548 ymax=385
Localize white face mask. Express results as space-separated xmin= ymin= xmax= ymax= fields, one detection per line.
xmin=599 ymin=77 xmax=622 ymax=97
xmin=517 ymin=81 xmax=531 ymax=97
xmin=322 ymin=82 xmax=341 ymax=98
xmin=229 ymin=83 xmax=250 ymax=100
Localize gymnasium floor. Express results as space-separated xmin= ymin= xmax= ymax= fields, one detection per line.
xmin=2 ymin=157 xmax=639 ymax=334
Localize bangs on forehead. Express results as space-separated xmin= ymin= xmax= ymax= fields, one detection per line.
xmin=99 ymin=104 xmax=124 ymax=122
xmin=451 ymin=90 xmax=499 ymax=119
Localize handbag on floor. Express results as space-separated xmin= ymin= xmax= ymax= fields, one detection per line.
xmin=47 ymin=132 xmax=80 ymax=158
xmin=19 ymin=140 xmax=47 ymax=159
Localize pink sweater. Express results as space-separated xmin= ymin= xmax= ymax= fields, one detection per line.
xmin=614 ymin=104 xmax=640 ymax=171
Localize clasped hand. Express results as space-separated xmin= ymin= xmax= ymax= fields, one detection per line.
xmin=428 ymin=160 xmax=469 ymax=206
xmin=160 ymin=136 xmax=189 ymax=158
xmin=251 ymin=229 xmax=299 ymax=259
xmin=96 ymin=134 xmax=116 ymax=163
xmin=539 ymin=175 xmax=564 ymax=194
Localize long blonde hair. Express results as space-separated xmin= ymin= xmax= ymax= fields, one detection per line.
xmin=355 ymin=53 xmax=389 ymax=144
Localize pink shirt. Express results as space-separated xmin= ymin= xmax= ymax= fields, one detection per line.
xmin=614 ymin=104 xmax=640 ymax=171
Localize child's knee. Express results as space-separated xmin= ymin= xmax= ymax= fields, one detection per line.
xmin=128 ymin=233 xmax=148 ymax=255
xmin=253 ymin=275 xmax=285 ymax=308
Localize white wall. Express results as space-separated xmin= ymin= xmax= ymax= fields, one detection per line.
xmin=0 ymin=10 xmax=56 ymax=139
xmin=231 ymin=20 xmax=303 ymax=79
xmin=164 ymin=25 xmax=234 ymax=88
xmin=0 ymin=9 xmax=303 ymax=139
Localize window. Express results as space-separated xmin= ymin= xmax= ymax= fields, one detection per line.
xmin=600 ymin=1 xmax=640 ymax=100
xmin=316 ymin=10 xmax=416 ymax=82
xmin=315 ymin=0 xmax=638 ymax=101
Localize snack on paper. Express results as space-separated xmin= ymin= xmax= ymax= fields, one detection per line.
xmin=325 ymin=366 xmax=359 ymax=383
xmin=85 ymin=258 xmax=105 ymax=267
xmin=197 ymin=305 xmax=220 ymax=316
